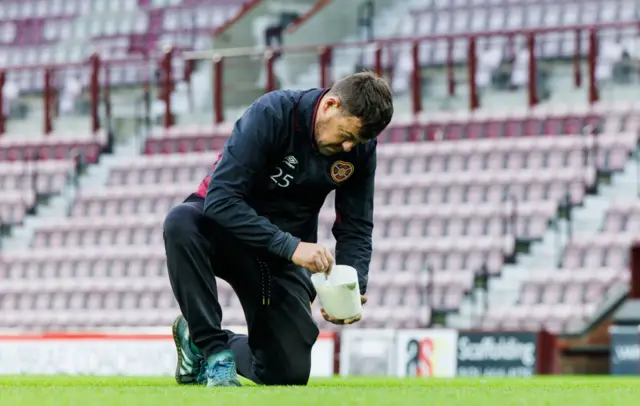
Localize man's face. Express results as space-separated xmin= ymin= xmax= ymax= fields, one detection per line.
xmin=314 ymin=96 xmax=366 ymax=156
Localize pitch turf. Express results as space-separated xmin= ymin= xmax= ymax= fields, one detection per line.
xmin=1 ymin=376 xmax=639 ymax=405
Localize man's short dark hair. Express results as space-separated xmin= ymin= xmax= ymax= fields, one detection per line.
xmin=328 ymin=71 xmax=394 ymax=140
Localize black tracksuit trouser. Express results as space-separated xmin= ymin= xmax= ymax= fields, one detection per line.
xmin=163 ymin=195 xmax=319 ymax=386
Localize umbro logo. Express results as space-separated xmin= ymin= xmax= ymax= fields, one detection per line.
xmin=283 ymin=155 xmax=298 ymax=169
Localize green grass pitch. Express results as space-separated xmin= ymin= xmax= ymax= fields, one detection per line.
xmin=1 ymin=375 xmax=639 ymax=405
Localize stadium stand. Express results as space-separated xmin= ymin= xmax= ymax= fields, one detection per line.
xmin=0 ymin=0 xmax=245 ymax=85
xmin=2 ymin=103 xmax=640 ymax=332
xmin=0 ymin=0 xmax=640 ymax=339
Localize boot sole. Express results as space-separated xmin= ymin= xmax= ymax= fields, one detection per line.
xmin=207 ymin=381 xmax=242 ymax=388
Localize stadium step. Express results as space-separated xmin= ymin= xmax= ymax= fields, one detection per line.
xmin=568 ymin=196 xmax=611 ymax=235
xmin=1 ymin=135 xmax=144 ymax=251
xmin=1 ymin=182 xmax=79 ymax=251
xmin=77 ymin=135 xmax=143 ymax=191
xmin=448 ymin=139 xmax=640 ymax=329
xmin=599 ymin=151 xmax=640 ymax=200
xmin=565 ymin=148 xmax=640 ymax=237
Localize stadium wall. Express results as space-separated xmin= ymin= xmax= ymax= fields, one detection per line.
xmin=0 ymin=329 xmax=558 ymax=378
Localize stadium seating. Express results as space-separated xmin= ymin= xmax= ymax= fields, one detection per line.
xmin=483 ymin=266 xmax=629 ymax=332
xmin=2 ymin=129 xmax=639 ymax=330
xmin=406 ymin=0 xmax=637 ymax=40
xmin=0 ymin=159 xmax=74 ymax=195
xmin=1 ymin=0 xmax=640 ymax=336
xmin=0 ymin=129 xmax=107 ymax=226
xmin=0 ymin=131 xmax=106 ymax=162
xmin=480 ymin=196 xmax=640 ymax=333
xmin=0 ymin=190 xmax=35 ymax=226
xmin=0 ymin=159 xmax=76 ymax=226
xmin=0 ymin=0 xmax=245 ymax=90
xmin=3 ymin=98 xmax=639 ymax=332
xmin=603 ymin=200 xmax=640 ymax=233
xmin=258 ymin=0 xmax=639 ymax=108
xmin=144 ymin=101 xmax=640 ymax=149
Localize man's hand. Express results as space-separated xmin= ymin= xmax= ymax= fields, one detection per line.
xmin=292 ymin=242 xmax=334 ymax=274
xmin=321 ymin=295 xmax=367 ymax=325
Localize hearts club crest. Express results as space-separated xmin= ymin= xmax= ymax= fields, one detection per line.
xmin=330 ymin=160 xmax=355 ymax=183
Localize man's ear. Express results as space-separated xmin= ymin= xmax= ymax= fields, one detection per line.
xmin=324 ymin=96 xmax=341 ymax=111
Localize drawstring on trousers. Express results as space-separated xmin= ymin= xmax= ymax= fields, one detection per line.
xmin=258 ymin=259 xmax=271 ymax=306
